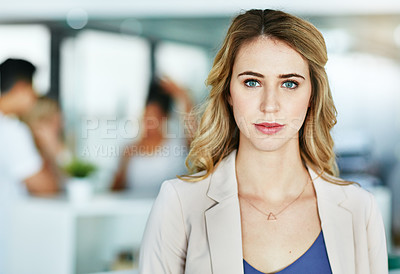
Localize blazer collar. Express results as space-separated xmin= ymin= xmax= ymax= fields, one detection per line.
xmin=206 ymin=149 xmax=238 ymax=203
xmin=205 ymin=150 xmax=355 ymax=274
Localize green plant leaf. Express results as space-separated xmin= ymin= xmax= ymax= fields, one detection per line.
xmin=63 ymin=159 xmax=96 ymax=178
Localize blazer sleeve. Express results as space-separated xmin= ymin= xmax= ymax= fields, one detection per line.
xmin=366 ymin=192 xmax=388 ymax=273
xmin=139 ymin=180 xmax=188 ymax=274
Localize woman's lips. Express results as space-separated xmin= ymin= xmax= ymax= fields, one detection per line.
xmin=254 ymin=122 xmax=285 ymax=135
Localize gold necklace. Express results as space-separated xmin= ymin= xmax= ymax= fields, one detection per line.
xmin=238 ymin=179 xmax=310 ymax=221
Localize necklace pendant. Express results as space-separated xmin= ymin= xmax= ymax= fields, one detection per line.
xmin=267 ymin=212 xmax=277 ymax=221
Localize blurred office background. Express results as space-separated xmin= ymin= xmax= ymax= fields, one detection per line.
xmin=1 ymin=0 xmax=400 ymax=273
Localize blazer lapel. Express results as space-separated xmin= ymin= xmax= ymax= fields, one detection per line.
xmin=205 ymin=150 xmax=244 ymax=274
xmin=309 ymin=168 xmax=356 ymax=274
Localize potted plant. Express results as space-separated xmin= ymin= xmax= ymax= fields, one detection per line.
xmin=64 ymin=158 xmax=96 ymax=204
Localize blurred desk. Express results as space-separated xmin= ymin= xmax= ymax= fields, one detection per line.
xmin=9 ymin=192 xmax=155 ymax=274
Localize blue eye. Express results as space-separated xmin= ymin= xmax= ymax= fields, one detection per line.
xmin=244 ymin=79 xmax=260 ymax=88
xmin=282 ymin=81 xmax=298 ymax=89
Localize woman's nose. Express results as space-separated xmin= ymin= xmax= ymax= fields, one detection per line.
xmin=259 ymin=87 xmax=280 ymax=113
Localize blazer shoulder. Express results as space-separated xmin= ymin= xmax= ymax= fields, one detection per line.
xmin=318 ymin=174 xmax=373 ymax=204
xmin=160 ymin=170 xmax=215 ymax=211
xmin=330 ymin=181 xmax=377 ymax=225
xmin=341 ymin=182 xmax=372 ymax=202
xmin=164 ymin=170 xmax=211 ymax=195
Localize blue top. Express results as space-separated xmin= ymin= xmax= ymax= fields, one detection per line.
xmin=243 ymin=230 xmax=332 ymax=274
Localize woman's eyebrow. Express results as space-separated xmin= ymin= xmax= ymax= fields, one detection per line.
xmin=237 ymin=71 xmax=305 ymax=80
xmin=279 ymin=73 xmax=305 ymax=80
xmin=237 ymin=71 xmax=264 ymax=78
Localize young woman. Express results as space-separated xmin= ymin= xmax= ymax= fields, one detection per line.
xmin=139 ymin=9 xmax=388 ymax=274
xmin=112 ymin=77 xmax=193 ymax=193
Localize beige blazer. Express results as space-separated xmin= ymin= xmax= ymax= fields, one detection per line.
xmin=139 ymin=150 xmax=388 ymax=274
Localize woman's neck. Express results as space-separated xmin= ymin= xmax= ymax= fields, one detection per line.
xmin=235 ymin=140 xmax=309 ymax=202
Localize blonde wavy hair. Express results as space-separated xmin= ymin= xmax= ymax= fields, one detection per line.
xmin=181 ymin=9 xmax=346 ymax=185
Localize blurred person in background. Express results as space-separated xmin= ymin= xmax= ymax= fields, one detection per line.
xmin=21 ymin=96 xmax=72 ymax=180
xmin=0 ymin=58 xmax=59 ymax=272
xmin=0 ymin=59 xmax=59 ymax=195
xmin=112 ymin=77 xmax=194 ymax=194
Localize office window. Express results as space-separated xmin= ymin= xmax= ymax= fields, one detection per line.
xmin=0 ymin=25 xmax=50 ymax=94
xmin=61 ymin=30 xmax=151 ymax=176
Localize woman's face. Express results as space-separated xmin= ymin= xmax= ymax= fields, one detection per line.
xmin=142 ymin=103 xmax=166 ymax=137
xmin=229 ymin=36 xmax=312 ymax=153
